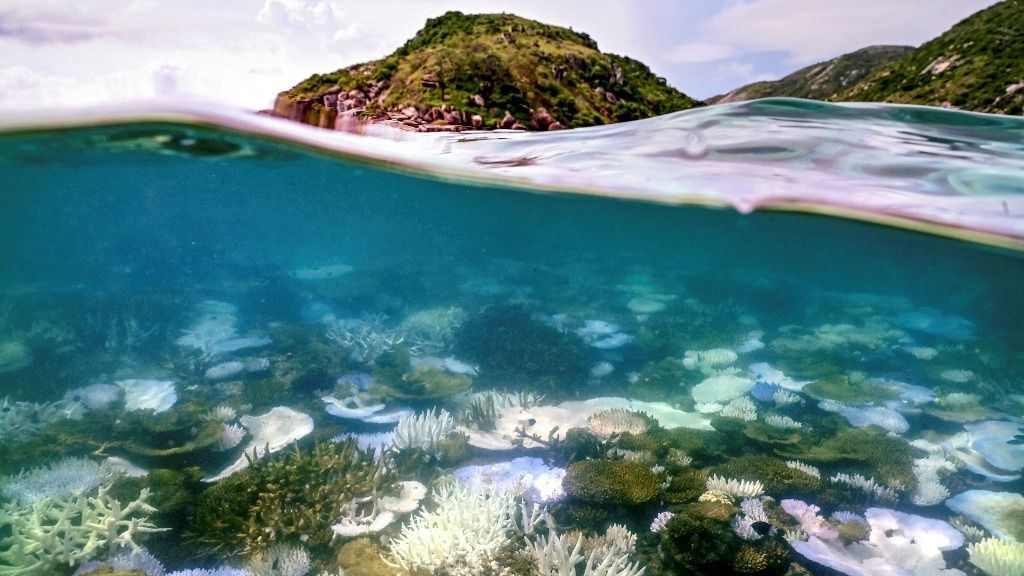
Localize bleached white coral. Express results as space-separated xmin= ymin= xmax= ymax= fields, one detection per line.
xmin=705 ymin=475 xmax=764 ymax=498
xmin=720 ymin=397 xmax=757 ymax=421
xmin=215 ymin=423 xmax=246 ymax=451
xmin=967 ymin=537 xmax=1024 ymax=576
xmin=386 ymin=484 xmax=516 ymax=575
xmin=1 ymin=456 xmax=117 ymax=505
xmin=334 ymin=431 xmax=394 ymax=455
xmin=940 ymin=369 xmax=974 ymax=383
xmin=905 ymin=346 xmax=938 ymax=360
xmin=772 ymin=389 xmax=802 ymax=406
xmin=204 ymin=405 xmax=237 ymax=423
xmin=911 ymin=476 xmax=950 ymax=507
xmin=785 ymin=461 xmax=820 ymax=479
xmin=949 ymin=516 xmax=987 ymax=543
xmin=764 ymin=414 xmax=803 ymax=430
xmin=650 ymin=511 xmax=674 ymax=533
xmin=586 ymin=408 xmax=652 ymax=438
xmin=0 ymin=396 xmax=64 ymax=444
xmin=682 ymin=348 xmax=737 ymax=373
xmin=392 ymin=408 xmax=456 ymax=454
xmin=732 ymin=498 xmax=770 ymax=541
xmin=326 ymin=315 xmax=405 ymax=364
xmin=830 ymin=473 xmax=899 ymax=502
xmin=911 ymin=452 xmax=960 ymax=506
xmin=531 ymin=526 xmax=645 ymax=576
xmin=246 ymin=543 xmax=311 ymax=576
xmin=0 ymin=484 xmax=166 ymax=574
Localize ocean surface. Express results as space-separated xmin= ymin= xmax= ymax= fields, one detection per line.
xmin=0 ymin=99 xmax=1022 ymax=576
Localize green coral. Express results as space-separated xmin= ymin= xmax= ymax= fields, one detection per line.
xmin=335 ymin=538 xmax=402 ymax=576
xmin=107 ymin=467 xmax=204 ymax=566
xmin=732 ymin=539 xmax=791 ymax=575
xmin=779 ymin=428 xmax=917 ymax=491
xmin=562 ymin=459 xmax=661 ymax=505
xmin=664 ymin=468 xmax=710 ymax=504
xmin=628 ymin=358 xmax=688 ymax=402
xmin=659 ymin=502 xmax=742 ymax=573
xmin=392 ymin=367 xmax=473 ymax=399
xmin=456 ymin=304 xmax=588 ymax=396
xmin=708 ymin=455 xmax=821 ymax=497
xmin=804 ymin=374 xmax=900 ymax=404
xmin=190 ymin=440 xmax=393 ymax=556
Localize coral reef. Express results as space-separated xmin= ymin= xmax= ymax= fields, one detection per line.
xmin=705 ymin=474 xmax=765 ymax=499
xmin=386 ymin=483 xmax=517 ymax=575
xmin=562 ymin=459 xmax=662 ymax=505
xmin=967 ymin=537 xmax=1024 ymax=576
xmin=0 ymin=484 xmax=166 ymax=575
xmin=659 ymin=501 xmax=743 ymax=574
xmin=585 ymin=408 xmax=654 ymax=439
xmin=456 ymin=304 xmax=589 ymax=394
xmin=191 ymin=440 xmax=392 ymax=556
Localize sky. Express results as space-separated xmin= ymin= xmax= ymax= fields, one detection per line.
xmin=0 ymin=0 xmax=1001 ymax=112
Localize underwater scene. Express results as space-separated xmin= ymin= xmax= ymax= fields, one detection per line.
xmin=0 ymin=101 xmax=1023 ymax=576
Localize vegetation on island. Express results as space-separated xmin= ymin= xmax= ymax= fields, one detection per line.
xmin=718 ymin=0 xmax=1024 ymax=115
xmin=274 ymin=11 xmax=702 ymax=130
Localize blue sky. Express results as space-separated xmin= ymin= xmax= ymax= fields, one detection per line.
xmin=0 ymin=0 xmax=1000 ymax=111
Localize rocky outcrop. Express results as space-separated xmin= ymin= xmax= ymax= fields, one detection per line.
xmin=272 ymin=11 xmax=702 ymax=132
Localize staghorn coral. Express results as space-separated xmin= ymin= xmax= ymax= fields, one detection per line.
xmin=0 ymin=484 xmax=166 ymax=575
xmin=531 ymin=524 xmax=645 ymax=576
xmin=386 ymin=483 xmax=517 ymax=575
xmin=191 ymin=440 xmax=393 ymax=556
xmin=391 ymin=408 xmax=456 ymax=455
xmin=326 ymin=315 xmax=405 ymax=365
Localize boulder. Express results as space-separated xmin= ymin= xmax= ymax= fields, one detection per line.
xmin=471 ymin=114 xmax=483 ymax=128
xmin=548 ymin=121 xmax=565 ymax=131
xmin=471 ymin=94 xmax=485 ymax=107
xmin=498 ymin=111 xmax=516 ymax=129
xmin=531 ymin=107 xmax=555 ymax=131
xmin=401 ymin=106 xmax=419 ymax=120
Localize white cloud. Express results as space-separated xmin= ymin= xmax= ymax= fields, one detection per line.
xmin=257 ymin=0 xmax=345 ymax=32
xmin=702 ymin=0 xmax=1000 ymax=65
xmin=667 ymin=42 xmax=736 ymax=64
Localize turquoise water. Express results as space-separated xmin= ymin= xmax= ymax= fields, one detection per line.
xmin=0 ymin=101 xmax=1022 ymax=575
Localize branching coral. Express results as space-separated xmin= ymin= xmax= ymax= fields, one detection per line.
xmin=531 ymin=524 xmax=645 ymax=576
xmin=386 ymin=483 xmax=517 ymax=575
xmin=192 ymin=440 xmax=393 ymax=555
xmin=391 ymin=408 xmax=456 ymax=454
xmin=0 ymin=484 xmax=166 ymax=575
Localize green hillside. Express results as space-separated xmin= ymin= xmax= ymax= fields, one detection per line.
xmin=710 ymin=45 xmax=913 ymax=104
xmin=273 ymin=11 xmax=702 ymax=131
xmin=835 ymin=0 xmax=1024 ymax=114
